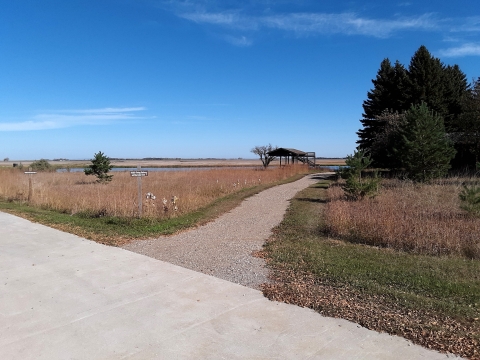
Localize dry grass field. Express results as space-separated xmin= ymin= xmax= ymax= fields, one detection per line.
xmin=0 ymin=165 xmax=309 ymax=219
xmin=325 ymin=178 xmax=480 ymax=259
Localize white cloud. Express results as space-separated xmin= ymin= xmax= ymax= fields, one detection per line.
xmin=450 ymin=16 xmax=480 ymax=33
xmin=182 ymin=12 xmax=241 ymax=26
xmin=161 ymin=2 xmax=478 ymax=45
xmin=262 ymin=12 xmax=436 ymax=38
xmin=223 ymin=34 xmax=252 ymax=46
xmin=439 ymin=43 xmax=480 ymax=57
xmin=0 ymin=107 xmax=148 ymax=132
xmin=57 ymin=107 xmax=146 ymax=114
xmin=0 ymin=121 xmax=59 ymax=132
xmin=179 ymin=10 xmax=437 ymax=39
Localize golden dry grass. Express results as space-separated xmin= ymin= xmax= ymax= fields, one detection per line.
xmin=325 ymin=178 xmax=480 ymax=259
xmin=0 ymin=166 xmax=308 ymax=219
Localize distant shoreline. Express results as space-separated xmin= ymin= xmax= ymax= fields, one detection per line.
xmin=0 ymin=158 xmax=346 ymax=168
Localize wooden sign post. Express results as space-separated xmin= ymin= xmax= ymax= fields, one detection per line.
xmin=130 ymin=165 xmax=148 ymax=217
xmin=24 ymin=167 xmax=37 ymax=202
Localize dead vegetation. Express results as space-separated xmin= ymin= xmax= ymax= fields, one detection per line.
xmin=0 ymin=165 xmax=309 ymax=219
xmin=325 ymin=178 xmax=480 ymax=259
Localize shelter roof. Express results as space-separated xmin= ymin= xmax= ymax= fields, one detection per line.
xmin=267 ymin=148 xmax=307 ymax=156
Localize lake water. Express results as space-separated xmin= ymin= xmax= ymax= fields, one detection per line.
xmin=319 ymin=166 xmax=345 ymax=171
xmin=57 ymin=165 xmax=344 ymax=173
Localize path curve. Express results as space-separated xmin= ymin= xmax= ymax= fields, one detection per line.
xmin=123 ymin=173 xmax=332 ymax=289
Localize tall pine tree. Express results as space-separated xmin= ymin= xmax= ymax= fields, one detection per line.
xmin=443 ymin=64 xmax=469 ymax=130
xmin=457 ymin=77 xmax=480 ymax=168
xmin=357 ymin=59 xmax=408 ymax=156
xmin=397 ymin=103 xmax=456 ymax=182
xmin=406 ymin=45 xmax=447 ymax=118
xmin=369 ymin=110 xmax=406 ymax=169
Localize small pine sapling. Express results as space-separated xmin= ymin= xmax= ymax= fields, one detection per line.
xmin=339 ymin=149 xmax=380 ymax=200
xmin=459 ymin=185 xmax=480 ymax=217
xmin=84 ymin=151 xmax=113 ymax=183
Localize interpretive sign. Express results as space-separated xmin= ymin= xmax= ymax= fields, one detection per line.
xmin=130 ymin=171 xmax=148 ymax=177
xmin=25 ymin=168 xmax=36 ymax=202
xmin=132 ymin=166 xmax=147 ymax=217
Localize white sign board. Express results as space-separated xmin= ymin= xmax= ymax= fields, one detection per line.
xmin=24 ymin=171 xmax=37 ymax=174
xmin=130 ymin=171 xmax=148 ymax=177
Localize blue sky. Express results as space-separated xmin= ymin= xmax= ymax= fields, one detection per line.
xmin=1 ymin=0 xmax=479 ymax=160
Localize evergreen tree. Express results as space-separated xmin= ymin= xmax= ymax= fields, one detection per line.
xmin=440 ymin=65 xmax=470 ymax=169
xmin=406 ymin=45 xmax=447 ymax=118
xmin=369 ymin=110 xmax=406 ymax=169
xmin=84 ymin=151 xmax=114 ymax=183
xmin=397 ymin=103 xmax=456 ymax=182
xmin=443 ymin=64 xmax=469 ymax=130
xmin=457 ymin=77 xmax=480 ymax=168
xmin=357 ymin=59 xmax=408 ymax=155
xmin=339 ymin=149 xmax=379 ymax=200
xmin=459 ymin=185 xmax=480 ymax=217
xmin=357 ymin=45 xmax=472 ymax=170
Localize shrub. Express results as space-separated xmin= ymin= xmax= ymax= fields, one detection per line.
xmin=30 ymin=159 xmax=53 ymax=172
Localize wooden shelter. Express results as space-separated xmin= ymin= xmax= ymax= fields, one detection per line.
xmin=267 ymin=148 xmax=316 ymax=167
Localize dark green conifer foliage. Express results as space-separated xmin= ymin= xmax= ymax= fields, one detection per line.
xmin=84 ymin=151 xmax=114 ymax=183
xmin=357 ymin=45 xmax=471 ymax=170
xmin=406 ymin=46 xmax=447 ymax=118
xmin=369 ymin=110 xmax=406 ymax=169
xmin=397 ymin=103 xmax=456 ymax=182
xmin=339 ymin=149 xmax=379 ymax=200
xmin=457 ymin=77 xmax=480 ymax=167
xmin=357 ymin=59 xmax=408 ymax=154
xmin=459 ymin=185 xmax=480 ymax=217
xmin=443 ymin=64 xmax=469 ymax=130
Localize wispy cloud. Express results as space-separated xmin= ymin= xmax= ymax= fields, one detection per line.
xmin=261 ymin=12 xmax=436 ymax=38
xmin=160 ymin=1 xmax=480 ymax=47
xmin=182 ymin=11 xmax=252 ymax=28
xmin=186 ymin=115 xmax=210 ymax=120
xmin=223 ymin=34 xmax=252 ymax=46
xmin=449 ymin=16 xmax=480 ymax=33
xmin=439 ymin=43 xmax=480 ymax=57
xmin=178 ymin=10 xmax=437 ymax=40
xmin=0 ymin=107 xmax=148 ymax=131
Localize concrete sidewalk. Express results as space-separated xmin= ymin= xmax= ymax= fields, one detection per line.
xmin=0 ymin=212 xmax=458 ymax=359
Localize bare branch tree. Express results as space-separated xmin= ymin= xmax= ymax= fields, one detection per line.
xmin=251 ymin=144 xmax=278 ymax=169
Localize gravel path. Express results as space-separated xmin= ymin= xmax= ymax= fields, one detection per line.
xmin=123 ymin=173 xmax=331 ymax=289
